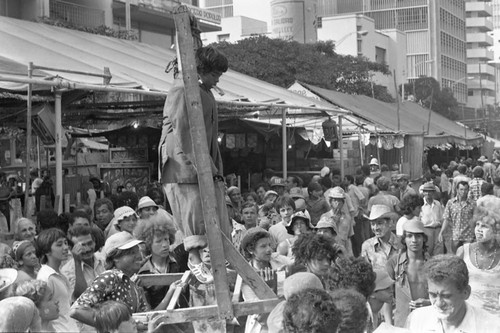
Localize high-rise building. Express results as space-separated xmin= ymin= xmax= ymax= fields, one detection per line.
xmin=466 ymin=0 xmax=495 ymax=111
xmin=200 ymin=0 xmax=234 ymax=18
xmin=319 ymin=0 xmax=468 ymax=104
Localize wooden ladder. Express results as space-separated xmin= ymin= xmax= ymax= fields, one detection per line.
xmin=133 ymin=5 xmax=280 ymax=330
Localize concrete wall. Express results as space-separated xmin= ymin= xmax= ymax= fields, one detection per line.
xmin=202 ymin=16 xmax=268 ymax=44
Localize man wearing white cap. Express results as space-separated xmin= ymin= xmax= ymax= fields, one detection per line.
xmin=321 ymin=187 xmax=354 ymax=256
xmin=137 ymin=196 xmax=159 ymax=220
xmin=420 ymin=182 xmax=444 ymax=256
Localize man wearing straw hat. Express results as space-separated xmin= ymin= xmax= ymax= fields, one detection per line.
xmin=361 ymin=204 xmax=400 ymax=325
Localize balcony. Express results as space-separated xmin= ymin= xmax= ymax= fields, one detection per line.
xmin=466 ymin=32 xmax=493 ymax=46
xmin=49 ymin=0 xmax=105 ymax=27
xmin=466 ymin=2 xmax=493 ymax=16
xmin=112 ymin=0 xmax=221 ymax=32
xmin=466 ymin=17 xmax=494 ymax=32
xmin=467 ymin=78 xmax=495 ymax=91
xmin=467 ymin=63 xmax=496 ymax=76
xmin=467 ymin=48 xmax=494 ymax=60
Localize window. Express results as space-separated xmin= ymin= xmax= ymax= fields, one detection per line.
xmin=218 ymin=34 xmax=229 ymax=42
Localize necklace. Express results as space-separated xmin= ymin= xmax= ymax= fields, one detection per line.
xmin=474 ymin=245 xmax=498 ymax=270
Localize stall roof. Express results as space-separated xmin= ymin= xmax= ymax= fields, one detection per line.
xmin=299 ymin=82 xmax=484 ymax=147
xmin=0 ymin=16 xmax=339 ymax=112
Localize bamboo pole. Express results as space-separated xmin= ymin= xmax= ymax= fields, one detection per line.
xmin=24 ymin=62 xmax=33 ymax=217
xmin=282 ymin=108 xmax=287 ymax=180
xmin=54 ymin=91 xmax=63 ymax=214
xmin=339 ymin=115 xmax=344 ymax=179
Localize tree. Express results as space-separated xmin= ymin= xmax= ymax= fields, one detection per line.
xmin=403 ymin=77 xmax=459 ymax=120
xmin=212 ymin=36 xmax=394 ymax=102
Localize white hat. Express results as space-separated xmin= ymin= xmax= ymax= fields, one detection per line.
xmin=264 ymin=190 xmax=278 ymax=200
xmin=478 ymin=155 xmax=488 ymax=163
xmin=114 ymin=206 xmax=138 ymax=223
xmin=369 ymin=158 xmax=379 ymax=166
xmin=320 ymin=166 xmax=330 ymax=178
xmin=103 ymin=231 xmax=143 ymax=257
xmin=137 ymin=196 xmax=158 ymax=211
xmin=364 ymin=205 xmax=398 ymax=221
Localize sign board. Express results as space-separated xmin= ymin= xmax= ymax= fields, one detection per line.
xmin=136 ymin=0 xmax=221 ymax=25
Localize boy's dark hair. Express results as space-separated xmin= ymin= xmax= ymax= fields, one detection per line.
xmin=458 ymin=165 xmax=467 ymax=174
xmin=292 ymin=233 xmax=342 ymax=267
xmin=35 ymin=228 xmax=67 ymax=264
xmin=328 ymin=289 xmax=368 ymax=333
xmin=283 ymin=288 xmax=341 ymax=333
xmin=94 ymin=300 xmax=132 ymax=333
xmin=69 ymin=210 xmax=91 ymax=226
xmin=481 ymin=182 xmax=494 ymax=196
xmin=241 ymin=201 xmax=258 ymax=212
xmin=36 ymin=210 xmax=59 ymax=231
xmin=344 ymin=175 xmax=354 ymax=184
xmin=275 ymin=195 xmax=296 ymax=211
xmin=354 ymin=174 xmax=365 ymax=186
xmin=326 ymin=256 xmax=376 ymax=299
xmin=196 ymin=46 xmax=228 ymax=75
xmin=67 ymin=225 xmax=92 ymax=239
xmin=255 ymin=182 xmax=269 ymax=192
xmin=399 ymin=194 xmax=424 ymax=215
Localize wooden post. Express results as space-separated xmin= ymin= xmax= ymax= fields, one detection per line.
xmin=25 ymin=63 xmax=33 ymax=217
xmin=282 ymin=108 xmax=287 ymax=180
xmin=54 ymin=91 xmax=63 ymax=214
xmin=339 ymin=115 xmax=344 ymax=179
xmin=64 ymin=193 xmax=70 ymax=213
xmin=172 ymin=7 xmax=233 ymax=320
xmin=172 ymin=6 xmax=277 ymax=322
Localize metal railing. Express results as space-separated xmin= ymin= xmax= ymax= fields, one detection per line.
xmin=49 ymin=0 xmax=105 ymax=27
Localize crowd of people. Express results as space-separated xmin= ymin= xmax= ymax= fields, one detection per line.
xmin=0 ymin=153 xmax=500 ymax=332
xmin=2 ymin=44 xmax=500 ymax=332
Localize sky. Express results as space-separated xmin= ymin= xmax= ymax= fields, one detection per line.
xmin=232 ymin=0 xmax=272 ymax=26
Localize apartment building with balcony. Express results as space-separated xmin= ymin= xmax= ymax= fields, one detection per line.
xmin=0 ymin=0 xmax=221 ymax=48
xmin=466 ymin=0 xmax=495 ymax=111
xmin=319 ymin=0 xmax=468 ymax=105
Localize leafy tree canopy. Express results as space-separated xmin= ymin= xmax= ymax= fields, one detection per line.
xmin=212 ymin=36 xmax=394 ymax=102
xmin=403 ymin=77 xmax=459 ymax=120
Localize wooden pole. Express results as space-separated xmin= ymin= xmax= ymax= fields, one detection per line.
xmin=172 ymin=7 xmax=233 ymax=320
xmin=282 ymin=108 xmax=287 ymax=180
xmin=54 ymin=91 xmax=63 ymax=214
xmin=339 ymin=115 xmax=344 ymax=179
xmin=24 ymin=62 xmax=33 ymax=217
xmin=393 ymin=69 xmax=400 ymax=131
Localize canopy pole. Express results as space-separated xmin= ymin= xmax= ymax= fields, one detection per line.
xmin=36 ymin=137 xmax=41 ymax=174
xmin=24 ymin=63 xmax=33 ymax=217
xmin=339 ymin=115 xmax=344 ymax=179
xmin=282 ymin=108 xmax=287 ymax=180
xmin=54 ymin=91 xmax=63 ymax=214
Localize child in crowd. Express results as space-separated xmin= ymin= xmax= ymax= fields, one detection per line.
xmin=268 ymin=196 xmax=296 ymax=248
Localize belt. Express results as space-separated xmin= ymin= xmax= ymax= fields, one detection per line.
xmin=424 ymin=225 xmax=441 ymax=229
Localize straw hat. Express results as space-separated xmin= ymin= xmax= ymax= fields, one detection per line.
xmin=396 ymin=174 xmax=410 ymax=181
xmin=403 ymin=219 xmax=425 ymax=234
xmin=314 ymin=216 xmax=338 ymax=235
xmin=364 ymin=205 xmax=398 ymax=221
xmin=422 ymin=182 xmax=436 ymax=192
xmin=369 ymin=158 xmax=379 ymax=166
xmin=114 ymin=206 xmax=138 ymax=223
xmin=283 ymin=272 xmax=323 ymax=299
xmin=478 ymin=155 xmax=488 ymax=163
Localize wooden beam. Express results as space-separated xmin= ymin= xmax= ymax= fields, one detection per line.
xmin=167 ymin=271 xmax=191 ymax=310
xmin=133 ymin=298 xmax=281 ymax=326
xmin=138 ymin=273 xmax=185 ymax=287
xmin=172 ymin=6 xmax=233 ymax=320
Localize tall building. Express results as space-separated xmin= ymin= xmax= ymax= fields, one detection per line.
xmin=320 ymin=0 xmax=468 ymax=104
xmin=200 ymin=0 xmax=234 ymax=18
xmin=466 ymin=0 xmax=495 ymax=111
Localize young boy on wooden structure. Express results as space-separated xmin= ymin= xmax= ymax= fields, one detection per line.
xmin=159 ymin=45 xmax=231 ymax=284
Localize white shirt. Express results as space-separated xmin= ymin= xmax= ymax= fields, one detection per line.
xmin=420 ymin=199 xmax=444 ymax=228
xmin=405 ymin=302 xmax=500 ymax=332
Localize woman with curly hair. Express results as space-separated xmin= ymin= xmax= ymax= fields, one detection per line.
xmin=329 ymin=289 xmax=369 ymax=333
xmin=134 ymin=212 xmax=185 ymax=309
xmin=457 ymin=197 xmax=500 ymax=315
xmin=283 ymin=288 xmax=341 ymax=333
xmin=14 ymin=279 xmax=59 ymax=331
xmin=292 ymin=233 xmax=343 ymax=283
xmin=395 ymin=193 xmax=423 ymax=237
